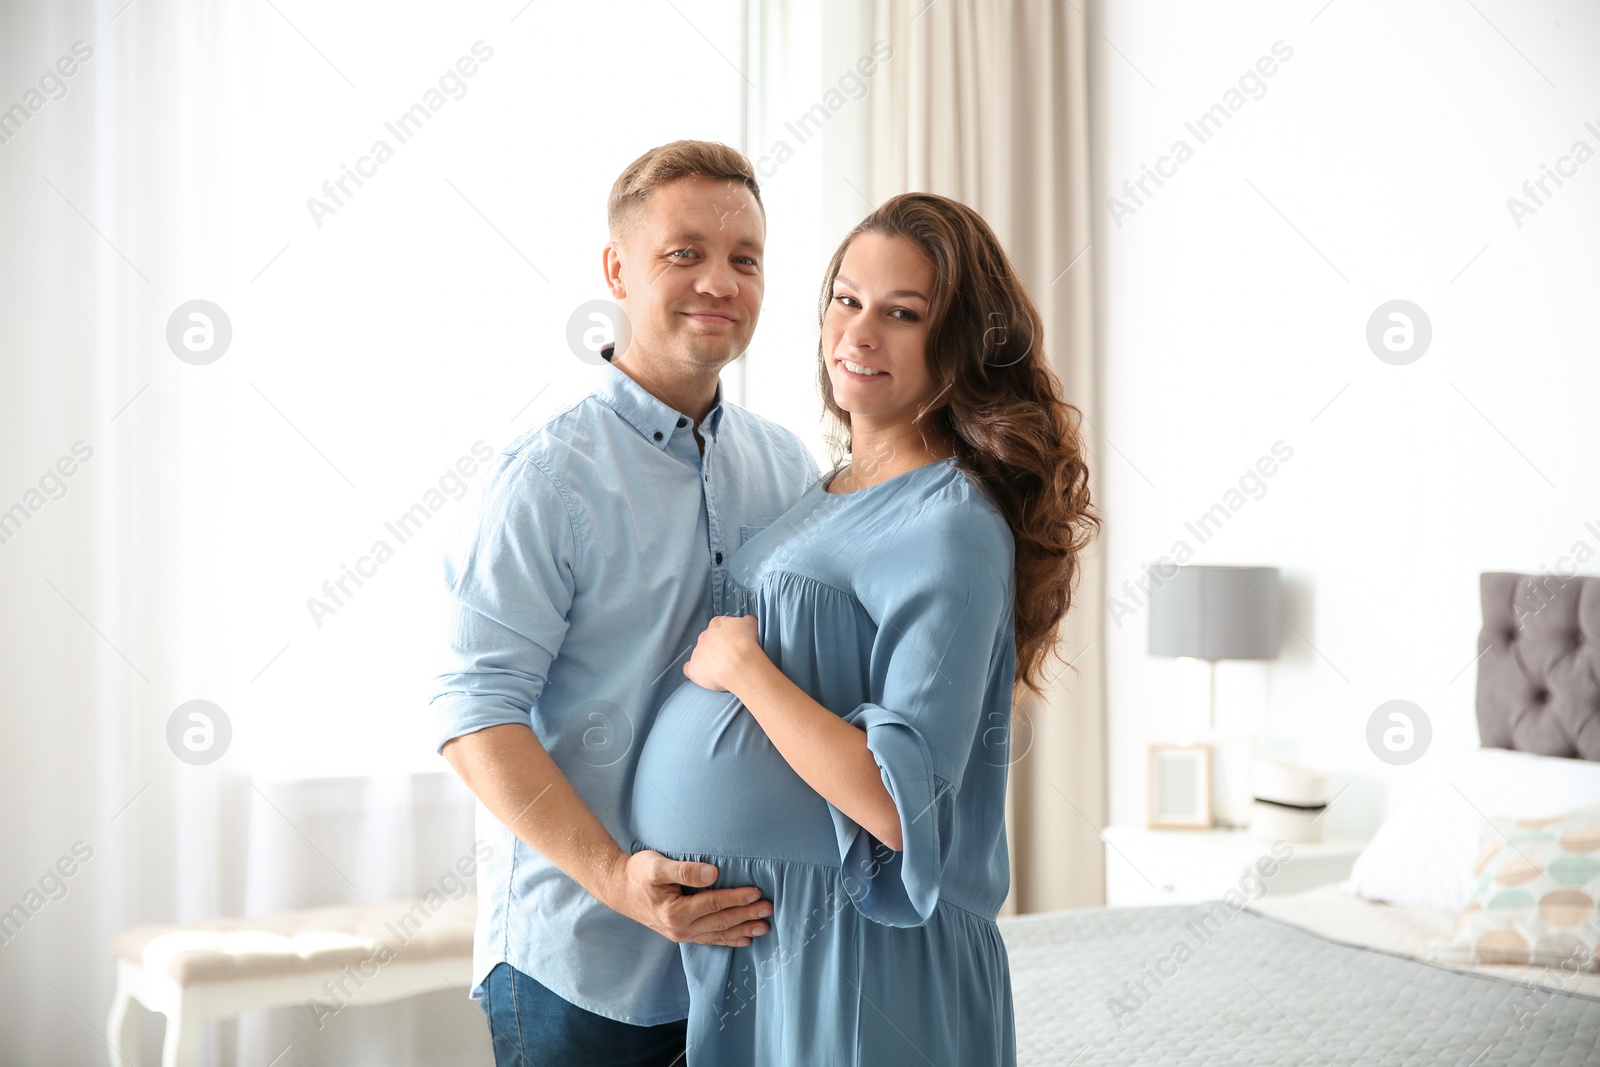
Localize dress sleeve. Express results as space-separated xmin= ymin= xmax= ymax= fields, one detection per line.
xmin=829 ymin=510 xmax=1013 ymax=928
xmin=429 ymin=453 xmax=579 ymax=753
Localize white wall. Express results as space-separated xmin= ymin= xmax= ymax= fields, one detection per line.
xmin=1090 ymin=0 xmax=1600 ymax=836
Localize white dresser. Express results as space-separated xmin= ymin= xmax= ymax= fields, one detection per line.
xmin=1102 ymin=826 xmax=1368 ymax=907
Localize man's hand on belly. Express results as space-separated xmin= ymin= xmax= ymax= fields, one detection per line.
xmin=443 ymin=723 xmax=772 ymax=946
xmin=599 ymin=851 xmax=773 ymax=948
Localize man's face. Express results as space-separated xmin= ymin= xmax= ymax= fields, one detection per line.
xmin=607 ymin=176 xmax=765 ymax=374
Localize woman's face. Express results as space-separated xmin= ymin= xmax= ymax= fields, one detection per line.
xmin=822 ymin=233 xmax=941 ymax=431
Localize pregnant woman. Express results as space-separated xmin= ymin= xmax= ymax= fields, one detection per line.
xmin=631 ymin=193 xmax=1098 ymax=1065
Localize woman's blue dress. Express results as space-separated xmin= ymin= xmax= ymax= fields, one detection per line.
xmin=631 ymin=457 xmax=1018 ymax=1066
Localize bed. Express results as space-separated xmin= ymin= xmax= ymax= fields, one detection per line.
xmin=997 ymin=572 xmax=1600 ymax=1065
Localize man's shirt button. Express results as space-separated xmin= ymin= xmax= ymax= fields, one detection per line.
xmin=653 ymin=431 xmax=663 ymax=441
xmin=715 ymin=551 xmax=723 ymax=564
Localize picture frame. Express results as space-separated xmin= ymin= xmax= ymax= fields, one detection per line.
xmin=1147 ymin=743 xmax=1213 ymax=829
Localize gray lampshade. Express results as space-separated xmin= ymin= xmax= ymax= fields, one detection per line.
xmin=1148 ymin=565 xmax=1281 ymax=661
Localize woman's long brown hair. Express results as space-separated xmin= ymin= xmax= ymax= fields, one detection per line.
xmin=816 ymin=193 xmax=1100 ymax=702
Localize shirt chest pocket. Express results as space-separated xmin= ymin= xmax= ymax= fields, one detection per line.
xmin=738 ymin=523 xmax=769 ymax=548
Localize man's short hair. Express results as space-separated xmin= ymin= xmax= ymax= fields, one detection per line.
xmin=607 ymin=140 xmax=764 ymax=237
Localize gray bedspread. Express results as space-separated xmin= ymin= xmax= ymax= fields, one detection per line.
xmin=999 ymin=901 xmax=1600 ymax=1066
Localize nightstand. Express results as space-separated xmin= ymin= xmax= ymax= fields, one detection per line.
xmin=1102 ymin=826 xmax=1367 ymax=907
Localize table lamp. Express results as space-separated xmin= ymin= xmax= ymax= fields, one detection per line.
xmin=1148 ymin=564 xmax=1282 ymax=827
xmin=1147 ymin=564 xmax=1282 ymax=730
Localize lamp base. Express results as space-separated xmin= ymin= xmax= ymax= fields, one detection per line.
xmin=1206 ymin=730 xmax=1257 ymax=828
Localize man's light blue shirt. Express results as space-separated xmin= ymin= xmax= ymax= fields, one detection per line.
xmin=431 ymin=357 xmax=817 ymax=1024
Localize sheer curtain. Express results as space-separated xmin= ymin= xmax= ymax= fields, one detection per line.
xmin=734 ymin=0 xmax=885 ymax=453
xmin=0 ymin=2 xmax=249 ymax=1063
xmin=859 ymin=0 xmax=1108 ymax=913
xmin=0 ymin=2 xmax=749 ymax=1064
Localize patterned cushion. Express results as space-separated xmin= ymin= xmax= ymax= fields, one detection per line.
xmin=1432 ymin=805 xmax=1600 ymax=972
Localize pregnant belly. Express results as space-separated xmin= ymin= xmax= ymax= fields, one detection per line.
xmin=633 ymin=680 xmax=840 ymax=867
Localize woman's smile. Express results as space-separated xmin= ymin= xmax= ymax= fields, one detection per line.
xmin=838 ymin=359 xmax=887 ymax=379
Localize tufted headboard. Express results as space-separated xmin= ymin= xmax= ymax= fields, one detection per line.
xmin=1476 ymin=572 xmax=1600 ymax=762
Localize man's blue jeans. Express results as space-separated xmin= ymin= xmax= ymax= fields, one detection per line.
xmin=481 ymin=962 xmax=688 ymax=1066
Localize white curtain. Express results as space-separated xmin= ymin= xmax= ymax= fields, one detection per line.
xmin=1 ymin=1 xmax=487 ymax=1058
xmin=233 ymin=774 xmax=480 ymax=1065
xmin=861 ymin=0 xmax=1107 ymax=913
xmin=0 ymin=1 xmax=244 ymax=1062
xmin=735 ymin=0 xmax=886 ymax=454
xmin=0 ymin=1 xmax=745 ymax=1064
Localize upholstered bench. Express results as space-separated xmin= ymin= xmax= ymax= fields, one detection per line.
xmin=106 ymin=895 xmax=475 ymax=1067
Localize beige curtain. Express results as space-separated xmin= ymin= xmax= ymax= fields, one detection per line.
xmin=862 ymin=0 xmax=1105 ymax=913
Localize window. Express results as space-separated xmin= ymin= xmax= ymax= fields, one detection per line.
xmin=212 ymin=2 xmax=754 ymax=776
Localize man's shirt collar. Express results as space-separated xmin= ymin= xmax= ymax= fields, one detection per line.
xmin=597 ymin=349 xmax=725 ymax=449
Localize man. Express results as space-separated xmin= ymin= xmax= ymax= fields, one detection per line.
xmin=432 ymin=141 xmax=817 ymax=1065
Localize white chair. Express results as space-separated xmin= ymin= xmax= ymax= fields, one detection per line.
xmin=107 ymin=895 xmax=475 ymax=1067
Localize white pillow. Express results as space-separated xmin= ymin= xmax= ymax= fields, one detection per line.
xmin=1341 ymin=747 xmax=1600 ymax=913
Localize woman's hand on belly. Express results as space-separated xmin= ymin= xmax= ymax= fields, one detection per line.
xmin=683 ymin=614 xmax=764 ymax=692
xmin=682 ymin=616 xmax=905 ymax=852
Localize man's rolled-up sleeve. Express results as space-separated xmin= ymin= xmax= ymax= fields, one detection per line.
xmin=430 ymin=453 xmax=578 ymax=753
